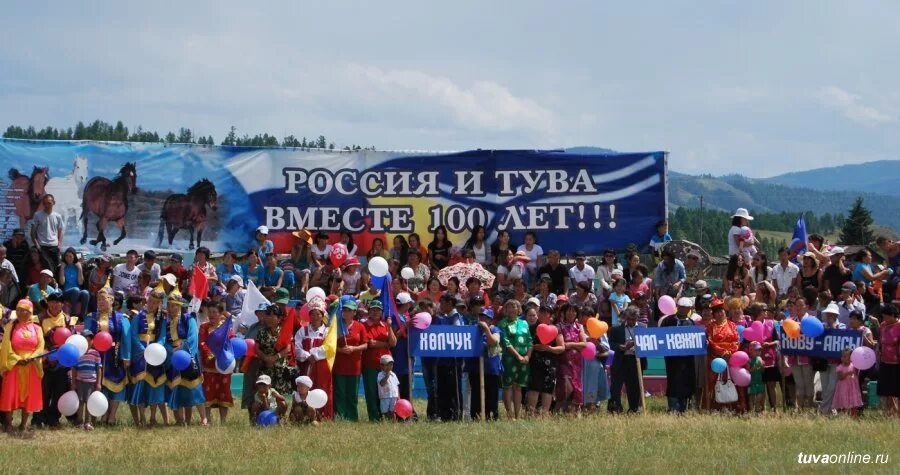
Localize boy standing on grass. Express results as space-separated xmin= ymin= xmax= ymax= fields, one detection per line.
xmin=71 ymin=330 xmax=102 ymax=431
xmin=290 ymin=375 xmax=318 ymax=425
xmin=378 ymin=354 xmax=399 ymax=421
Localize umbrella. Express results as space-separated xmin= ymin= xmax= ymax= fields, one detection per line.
xmin=437 ymin=262 xmax=496 ymax=289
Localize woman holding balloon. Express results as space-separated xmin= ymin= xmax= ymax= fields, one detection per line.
xmin=83 ymin=288 xmax=131 ymax=425
xmin=555 ymin=303 xmax=586 ymax=414
xmin=0 ymin=299 xmax=44 ymax=436
xmin=527 ymin=305 xmax=564 ymax=416
xmin=164 ymin=292 xmax=208 ymax=426
xmin=703 ymin=298 xmax=739 ymax=411
xmin=127 ymin=290 xmax=168 ymax=427
xmin=199 ymin=301 xmax=235 ymax=424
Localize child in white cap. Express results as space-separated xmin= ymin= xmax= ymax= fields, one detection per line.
xmin=291 ymin=375 xmax=318 ymax=425
xmin=251 ymin=374 xmax=287 ymax=425
xmin=377 ymin=354 xmax=400 ymax=421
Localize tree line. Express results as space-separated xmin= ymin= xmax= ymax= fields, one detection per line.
xmin=2 ymin=119 xmax=375 ymax=152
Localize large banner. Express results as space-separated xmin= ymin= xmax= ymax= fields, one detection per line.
xmin=410 ymin=326 xmax=484 ymax=358
xmin=779 ymin=329 xmax=861 ymax=359
xmin=0 ymin=139 xmax=666 ymax=255
xmin=634 ymin=326 xmax=707 ymax=357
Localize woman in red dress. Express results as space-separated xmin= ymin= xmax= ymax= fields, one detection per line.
xmin=1 ymin=300 xmax=45 ymax=436
xmin=199 ymin=301 xmax=235 ymax=424
xmin=294 ymin=297 xmax=333 ymax=420
xmin=703 ymin=298 xmax=740 ymax=411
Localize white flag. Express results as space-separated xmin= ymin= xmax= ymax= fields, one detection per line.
xmin=239 ymin=280 xmax=270 ymax=328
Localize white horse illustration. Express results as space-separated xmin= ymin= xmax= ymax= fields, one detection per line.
xmin=45 ymin=155 xmax=88 ymax=234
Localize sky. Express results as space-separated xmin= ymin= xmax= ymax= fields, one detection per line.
xmin=1 ymin=1 xmax=898 ymax=177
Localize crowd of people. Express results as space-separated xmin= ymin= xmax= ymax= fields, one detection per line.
xmin=0 ymin=201 xmax=899 ymax=436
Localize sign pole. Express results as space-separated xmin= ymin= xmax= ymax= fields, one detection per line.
xmin=636 ymin=356 xmax=646 ymax=414
xmin=407 ymin=335 xmax=413 ymax=408
xmin=479 ymin=356 xmax=486 ymax=422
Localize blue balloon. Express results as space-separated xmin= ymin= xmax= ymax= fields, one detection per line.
xmin=800 ymin=316 xmax=824 ymax=338
xmin=736 ymin=325 xmax=745 ymax=344
xmin=48 ymin=350 xmax=59 ymax=362
xmin=711 ymin=357 xmax=728 ymax=374
xmin=171 ymin=350 xmax=192 ymax=371
xmin=57 ymin=343 xmax=80 ymax=368
xmin=231 ymin=338 xmax=247 ymax=359
xmin=256 ymin=410 xmax=277 ymax=427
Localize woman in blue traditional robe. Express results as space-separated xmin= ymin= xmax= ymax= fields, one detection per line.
xmin=83 ymin=287 xmax=131 ymax=425
xmin=165 ymin=292 xmax=208 ymax=426
xmin=127 ymin=289 xmax=169 ymax=427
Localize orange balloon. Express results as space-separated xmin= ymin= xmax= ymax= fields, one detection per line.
xmin=782 ymin=319 xmax=801 ymax=338
xmin=586 ymin=318 xmax=608 ymax=339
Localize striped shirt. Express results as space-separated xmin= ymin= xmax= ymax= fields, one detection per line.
xmin=75 ymin=349 xmax=102 ymax=383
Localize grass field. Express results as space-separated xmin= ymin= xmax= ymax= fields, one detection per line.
xmin=1 ymin=398 xmax=897 ymax=474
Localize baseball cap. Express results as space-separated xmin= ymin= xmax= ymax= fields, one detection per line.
xmin=395 ymin=292 xmax=414 ymax=305
xmin=479 ymin=308 xmax=495 ymax=320
xmin=677 ymin=297 xmax=693 ymax=307
xmin=841 ymin=281 xmax=856 ymax=293
xmin=256 ymin=225 xmax=269 ymax=235
xmin=170 ymin=253 xmax=183 ymax=263
xmin=380 ymin=354 xmax=394 ymax=365
xmin=295 ymin=376 xmax=313 ymax=388
xmin=694 ymin=280 xmax=709 ymax=290
xmin=228 ymin=274 xmax=245 ymax=288
xmin=828 ymin=246 xmax=845 ymax=257
xmin=575 ymin=251 xmax=586 ymax=259
xmin=823 ymin=302 xmax=840 ymax=315
xmin=274 ymin=287 xmax=290 ymax=305
xmin=368 ymin=300 xmax=383 ymax=310
xmin=525 ymin=297 xmax=541 ymax=308
xmin=161 ymin=273 xmax=178 ymax=287
xmin=256 ymin=375 xmax=272 ymax=386
xmin=40 ymin=269 xmax=54 ymax=278
xmin=343 ymin=299 xmax=359 ymax=311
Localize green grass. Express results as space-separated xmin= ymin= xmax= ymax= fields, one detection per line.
xmin=1 ymin=398 xmax=897 ymax=474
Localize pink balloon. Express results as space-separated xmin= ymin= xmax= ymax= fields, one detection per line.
xmin=395 ymin=399 xmax=413 ymax=419
xmin=730 ymin=367 xmax=751 ymax=387
xmin=728 ymin=350 xmax=749 ymax=368
xmin=299 ymin=303 xmax=310 ymax=326
xmin=536 ymin=324 xmax=558 ymax=345
xmin=657 ymin=295 xmax=677 ymax=316
xmin=750 ymin=321 xmax=764 ymax=334
xmin=413 ymin=312 xmax=432 ymax=330
xmin=581 ymin=341 xmax=597 ymax=359
xmin=850 ymin=346 xmax=876 ymax=370
xmin=742 ymin=328 xmax=761 ymax=343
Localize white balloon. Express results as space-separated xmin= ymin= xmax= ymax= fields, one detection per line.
xmin=66 ymin=334 xmax=89 ymax=357
xmin=87 ymin=391 xmax=109 ymax=417
xmin=306 ymin=388 xmax=328 ymax=409
xmin=144 ymin=343 xmax=167 ymax=366
xmin=368 ymin=257 xmax=389 ymax=277
xmin=306 ymin=287 xmax=326 ymax=302
xmin=57 ymin=390 xmax=80 ymax=417
xmin=216 ymin=358 xmax=236 ymax=374
xmin=400 ymin=267 xmax=415 ymax=280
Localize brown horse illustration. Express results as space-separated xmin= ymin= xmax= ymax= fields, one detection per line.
xmin=80 ymin=162 xmax=138 ymax=250
xmin=156 ymin=178 xmax=218 ymax=250
xmin=8 ymin=166 xmax=49 ymax=228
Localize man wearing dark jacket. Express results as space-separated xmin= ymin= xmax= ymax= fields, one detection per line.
xmin=608 ymin=308 xmax=647 ymax=413
xmin=661 ymin=298 xmax=697 ymax=413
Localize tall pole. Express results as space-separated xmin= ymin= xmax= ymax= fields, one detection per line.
xmin=699 ymin=195 xmax=704 ymax=249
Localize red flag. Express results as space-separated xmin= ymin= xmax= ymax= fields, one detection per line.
xmin=275 ymin=306 xmax=296 ymax=363
xmin=189 ymin=265 xmax=209 ymax=301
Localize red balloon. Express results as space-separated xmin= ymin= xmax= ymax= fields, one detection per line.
xmin=52 ymin=327 xmax=72 ymax=346
xmin=94 ymin=331 xmax=114 ymax=352
xmin=395 ymin=399 xmax=413 ymax=419
xmin=299 ymin=303 xmax=310 ymax=326
xmin=330 ymin=243 xmax=348 ymax=268
xmin=245 ymin=338 xmax=257 ymax=357
xmin=536 ymin=323 xmax=558 ymax=345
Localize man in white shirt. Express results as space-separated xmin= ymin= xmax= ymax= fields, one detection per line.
xmin=0 ymin=245 xmax=19 ymax=283
xmin=31 ymin=194 xmax=65 ymax=272
xmin=770 ymin=247 xmax=799 ymax=298
xmin=568 ymin=251 xmax=596 ymax=290
xmin=112 ymin=249 xmax=142 ymax=293
xmin=136 ymin=250 xmax=162 ymax=286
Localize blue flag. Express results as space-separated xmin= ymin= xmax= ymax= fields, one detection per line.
xmin=789 ymin=214 xmax=808 ymax=259
xmin=208 ymin=317 xmax=234 ymax=370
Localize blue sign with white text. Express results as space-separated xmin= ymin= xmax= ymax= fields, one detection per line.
xmin=410 ymin=326 xmax=484 ymax=358
xmin=634 ymin=326 xmax=707 ymax=357
xmin=779 ymin=329 xmax=861 ymax=359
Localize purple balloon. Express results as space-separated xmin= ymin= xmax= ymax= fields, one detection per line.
xmin=850 ymin=346 xmax=876 ymax=370
xmin=730 ymin=367 xmax=751 ymax=387
xmin=605 ymin=350 xmax=615 ymax=366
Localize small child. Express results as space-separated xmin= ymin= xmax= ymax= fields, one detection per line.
xmin=290 ymin=375 xmax=318 ymax=425
xmin=634 ymin=293 xmax=651 ymax=327
xmin=377 ymin=354 xmax=400 ymax=421
xmin=832 ymin=348 xmax=863 ymax=417
xmin=747 ymin=342 xmax=765 ymax=413
xmin=252 ymin=375 xmax=287 ymax=425
xmin=70 ymin=330 xmax=102 ymax=431
xmin=648 ymin=220 xmax=672 ymax=256
xmin=738 ymin=226 xmax=759 ymax=264
xmin=609 ymin=278 xmax=631 ymax=327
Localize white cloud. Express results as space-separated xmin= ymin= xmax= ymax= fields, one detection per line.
xmin=817 ymin=86 xmax=892 ymax=125
xmin=343 ymin=65 xmax=558 ymax=138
